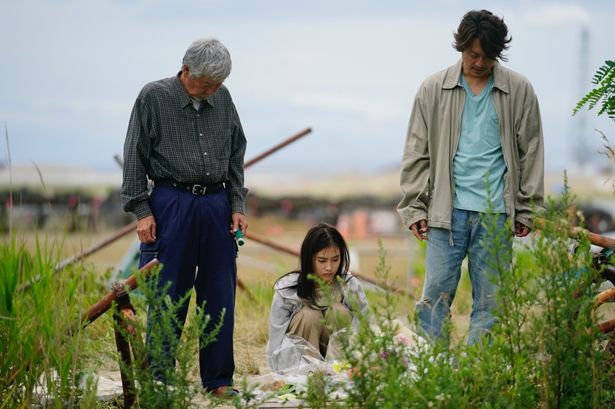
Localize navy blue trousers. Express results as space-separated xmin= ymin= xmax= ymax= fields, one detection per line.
xmin=139 ymin=186 xmax=237 ymax=390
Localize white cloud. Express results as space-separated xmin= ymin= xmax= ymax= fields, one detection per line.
xmin=2 ymin=0 xmax=614 ymax=172
xmin=291 ymin=93 xmax=406 ymax=123
xmin=523 ymin=2 xmax=590 ymax=26
xmin=31 ymin=97 xmax=129 ymax=118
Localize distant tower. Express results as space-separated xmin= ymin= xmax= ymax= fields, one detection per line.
xmin=0 ymin=123 xmax=6 ymax=169
xmin=573 ymin=27 xmax=591 ymax=168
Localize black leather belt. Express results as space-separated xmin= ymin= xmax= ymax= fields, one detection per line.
xmin=154 ymin=180 xmax=226 ymax=195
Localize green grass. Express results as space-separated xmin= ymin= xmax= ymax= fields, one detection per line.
xmin=5 ymin=197 xmax=614 ymax=408
xmin=0 ymin=236 xmax=105 ymax=408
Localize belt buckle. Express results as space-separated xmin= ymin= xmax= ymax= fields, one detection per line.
xmin=191 ymin=184 xmax=205 ymax=195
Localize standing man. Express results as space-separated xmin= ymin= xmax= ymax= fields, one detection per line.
xmin=397 ymin=10 xmax=543 ymax=344
xmin=121 ymin=38 xmax=248 ymax=396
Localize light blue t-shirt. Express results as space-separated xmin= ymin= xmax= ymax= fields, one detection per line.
xmin=453 ymin=74 xmax=506 ymax=213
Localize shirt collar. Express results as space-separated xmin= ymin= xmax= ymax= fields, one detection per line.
xmin=443 ymin=59 xmax=509 ymax=94
xmin=173 ymin=72 xmax=215 ymax=108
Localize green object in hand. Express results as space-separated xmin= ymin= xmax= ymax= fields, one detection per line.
xmin=235 ymin=229 xmax=245 ymax=246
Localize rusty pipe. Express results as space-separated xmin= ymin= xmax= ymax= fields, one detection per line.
xmin=18 ymin=221 xmax=138 ymax=292
xmin=55 ymin=222 xmax=138 ymax=272
xmin=81 ymin=258 xmax=159 ymax=328
xmin=244 ymin=127 xmax=311 ymax=168
xmin=533 ymin=217 xmax=615 ymax=249
xmin=112 ymin=282 xmax=137 ymax=408
xmin=599 ymin=318 xmax=615 ymax=334
xmin=113 ymin=154 xmax=124 ymax=168
xmin=595 ymin=287 xmax=615 ymax=307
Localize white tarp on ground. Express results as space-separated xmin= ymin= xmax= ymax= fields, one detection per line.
xmin=248 ymin=319 xmax=426 ymax=404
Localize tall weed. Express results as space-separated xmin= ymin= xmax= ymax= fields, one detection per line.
xmin=302 ymin=185 xmax=614 ymax=408
xmin=120 ymin=267 xmax=224 ymax=408
xmin=528 ymin=187 xmax=608 ymax=407
xmin=0 ymin=237 xmax=101 ymax=408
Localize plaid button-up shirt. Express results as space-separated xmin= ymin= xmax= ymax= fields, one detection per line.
xmin=121 ymin=73 xmax=248 ymax=219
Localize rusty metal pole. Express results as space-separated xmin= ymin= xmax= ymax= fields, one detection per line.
xmin=112 ymin=282 xmax=137 ymax=408
xmin=533 ymin=217 xmax=615 ymax=249
xmin=595 ymin=287 xmax=615 ymax=307
xmin=48 ymin=221 xmax=138 ymax=279
xmin=81 ymin=258 xmax=159 ymax=329
xmin=244 ymin=230 xmax=414 ymax=298
xmin=598 ymin=318 xmax=615 ymax=334
xmin=243 ymin=127 xmax=311 ymax=168
xmin=114 ymin=154 xmax=124 ymax=168
xmin=18 ymin=222 xmax=138 ymax=292
xmin=55 ymin=222 xmax=138 ymax=272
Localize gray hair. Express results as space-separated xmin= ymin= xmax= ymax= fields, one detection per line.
xmin=182 ymin=38 xmax=232 ymax=82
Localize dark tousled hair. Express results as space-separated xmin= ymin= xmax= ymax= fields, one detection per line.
xmin=453 ymin=9 xmax=511 ymax=61
xmin=295 ymin=223 xmax=350 ymax=300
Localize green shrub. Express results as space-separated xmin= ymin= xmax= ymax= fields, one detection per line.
xmin=108 ymin=265 xmax=226 ymax=409
xmin=301 ymin=184 xmax=615 ymax=408
xmin=574 ymin=59 xmax=615 ymax=119
xmin=0 ymin=237 xmax=228 ymax=408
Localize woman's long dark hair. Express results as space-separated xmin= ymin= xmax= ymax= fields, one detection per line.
xmin=294 ymin=223 xmax=350 ymax=300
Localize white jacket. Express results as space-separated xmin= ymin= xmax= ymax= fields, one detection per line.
xmin=267 ymin=271 xmax=368 ymax=372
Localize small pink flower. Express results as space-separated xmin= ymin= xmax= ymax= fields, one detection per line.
xmin=394 ymin=333 xmax=411 ymax=346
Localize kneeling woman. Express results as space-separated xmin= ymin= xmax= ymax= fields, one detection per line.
xmin=267 ymin=223 xmax=368 ymax=372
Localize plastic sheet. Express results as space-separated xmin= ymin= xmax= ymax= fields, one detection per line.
xmin=252 ymin=319 xmax=426 ymax=403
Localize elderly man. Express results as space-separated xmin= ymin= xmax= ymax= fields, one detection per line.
xmin=398 ymin=10 xmax=544 ymax=344
xmin=121 ymin=38 xmax=247 ymax=396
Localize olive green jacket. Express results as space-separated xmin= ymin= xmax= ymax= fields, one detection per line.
xmin=397 ymin=59 xmax=544 ymax=230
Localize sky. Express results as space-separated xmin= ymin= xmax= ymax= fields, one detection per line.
xmin=1 ymin=0 xmax=614 ymax=178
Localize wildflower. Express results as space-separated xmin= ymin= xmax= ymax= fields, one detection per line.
xmin=331 ymin=360 xmax=351 ymax=374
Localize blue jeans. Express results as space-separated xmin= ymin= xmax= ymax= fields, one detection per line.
xmin=416 ymin=208 xmax=511 ymax=344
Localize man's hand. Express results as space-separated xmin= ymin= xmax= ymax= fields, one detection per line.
xmin=515 ymin=221 xmax=530 ymax=238
xmin=137 ymin=215 xmax=156 ymax=243
xmin=230 ymin=212 xmax=248 ymax=235
xmin=410 ymin=219 xmax=428 ymax=241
